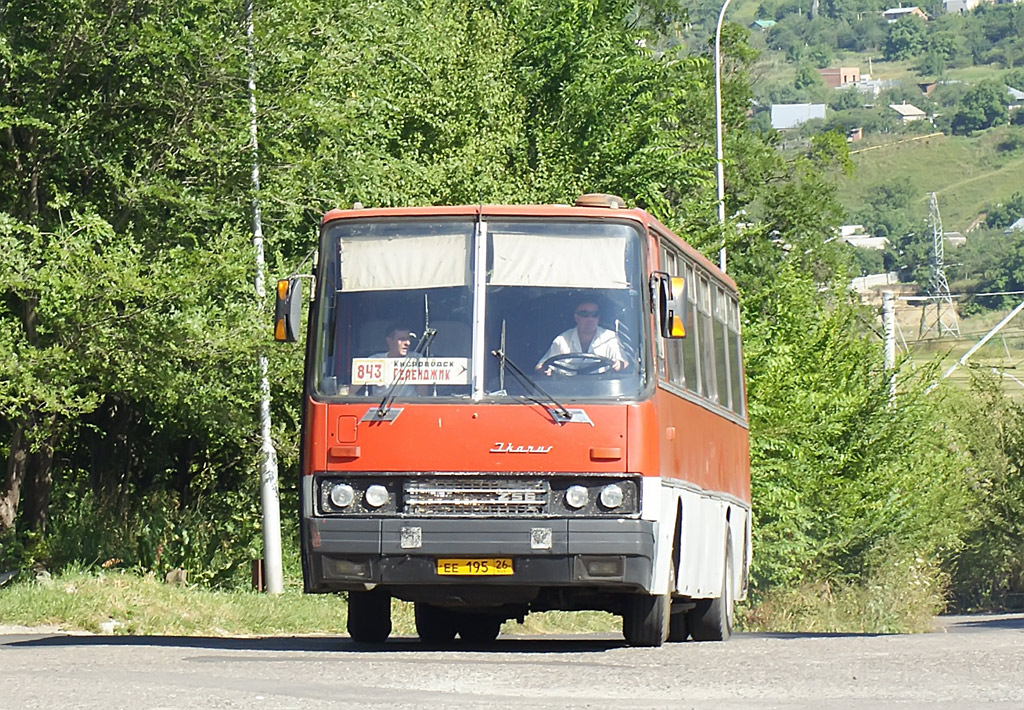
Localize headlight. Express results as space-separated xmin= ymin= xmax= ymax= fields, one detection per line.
xmin=565 ymin=484 xmax=589 ymax=509
xmin=364 ymin=484 xmax=390 ymax=508
xmin=329 ymin=483 xmax=355 ymax=508
xmin=599 ymin=483 xmax=624 ymax=509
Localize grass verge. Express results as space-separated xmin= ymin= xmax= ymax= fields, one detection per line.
xmin=0 ymin=568 xmax=618 ymax=637
xmin=0 ymin=564 xmax=948 ymax=637
xmin=740 ymin=556 xmax=947 ymax=634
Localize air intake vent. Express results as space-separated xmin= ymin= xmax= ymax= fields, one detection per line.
xmin=403 ymin=478 xmax=549 ymax=516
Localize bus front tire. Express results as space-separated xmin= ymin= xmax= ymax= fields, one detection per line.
xmin=347 ymin=589 xmax=392 ymax=643
xmin=414 ymin=603 xmax=457 ymax=643
xmin=622 ymin=591 xmax=670 ymax=647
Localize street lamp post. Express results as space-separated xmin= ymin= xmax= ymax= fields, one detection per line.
xmin=714 ymin=0 xmax=734 ymax=273
xmin=245 ymin=0 xmax=284 ymax=595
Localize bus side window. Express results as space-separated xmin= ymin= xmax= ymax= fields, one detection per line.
xmin=698 ymin=275 xmax=717 ymax=403
xmin=682 ymin=261 xmax=700 ymax=394
xmin=664 ymin=251 xmax=685 ymax=389
xmin=713 ymin=285 xmax=732 ymax=411
xmin=729 ymin=297 xmax=745 ymax=416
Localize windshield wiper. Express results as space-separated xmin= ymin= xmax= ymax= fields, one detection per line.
xmin=374 ymin=328 xmax=437 ymax=419
xmin=490 ymin=349 xmax=573 ymax=422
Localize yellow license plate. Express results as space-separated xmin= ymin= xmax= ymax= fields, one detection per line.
xmin=436 ymin=558 xmax=513 ymax=576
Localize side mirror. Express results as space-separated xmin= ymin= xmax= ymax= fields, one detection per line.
xmin=653 ymin=272 xmax=688 ymax=339
xmin=273 ymin=277 xmax=302 ymax=342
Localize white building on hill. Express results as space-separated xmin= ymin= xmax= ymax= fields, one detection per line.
xmin=771 ymin=103 xmax=827 ymax=131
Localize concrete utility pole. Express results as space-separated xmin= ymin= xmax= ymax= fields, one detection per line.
xmin=714 ymin=0 xmax=733 ymax=273
xmin=883 ymin=291 xmax=896 ymax=369
xmin=883 ymin=290 xmax=896 ymax=401
xmin=246 ymin=0 xmax=283 ymax=595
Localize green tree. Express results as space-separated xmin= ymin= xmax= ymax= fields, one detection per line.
xmin=795 ymin=63 xmax=825 ymax=91
xmin=856 ymin=177 xmax=919 ymax=240
xmin=951 ymin=81 xmax=1010 ymax=135
xmin=916 ymin=50 xmax=946 ymax=77
xmin=957 ymin=228 xmax=1024 ymax=312
xmin=829 ymin=88 xmax=865 ymax=112
xmin=884 ymin=16 xmax=927 ymax=61
xmin=0 ymin=0 xmax=262 ymax=547
xmin=985 ymin=192 xmax=1024 ymax=229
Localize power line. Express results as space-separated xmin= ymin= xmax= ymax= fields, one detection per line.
xmin=899 ymin=290 xmax=1024 ymax=302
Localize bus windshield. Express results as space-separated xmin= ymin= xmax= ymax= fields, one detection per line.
xmin=312 ymin=217 xmax=647 ymax=402
xmin=483 ymin=219 xmax=646 ymax=400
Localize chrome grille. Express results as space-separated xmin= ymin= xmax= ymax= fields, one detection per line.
xmin=403 ymin=478 xmax=549 ymax=516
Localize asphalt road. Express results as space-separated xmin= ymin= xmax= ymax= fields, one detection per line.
xmin=1 ymin=614 xmax=1022 ymax=709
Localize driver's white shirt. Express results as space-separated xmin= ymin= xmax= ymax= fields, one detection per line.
xmin=537 ymin=326 xmax=626 ymax=368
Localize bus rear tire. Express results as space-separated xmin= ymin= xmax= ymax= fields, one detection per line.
xmin=688 ymin=538 xmax=734 ymax=642
xmin=668 ymin=604 xmax=690 ymax=642
xmin=347 ymin=589 xmax=392 ymax=643
xmin=415 ymin=603 xmax=457 ymax=643
xmin=622 ymin=591 xmax=670 ymax=647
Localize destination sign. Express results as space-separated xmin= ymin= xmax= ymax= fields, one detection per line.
xmin=351 ymin=357 xmax=471 ymax=386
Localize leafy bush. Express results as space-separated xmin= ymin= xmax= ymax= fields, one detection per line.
xmin=984 ymin=191 xmax=1024 ymax=229
xmin=741 ymin=550 xmax=948 ymax=633
xmin=995 ymin=128 xmax=1024 ymax=153
xmin=744 ymin=264 xmax=974 ymax=598
xmin=36 ymin=484 xmax=267 ymax=589
xmin=951 ymin=81 xmax=1010 ymax=135
xmin=945 ymin=379 xmax=1024 ymax=610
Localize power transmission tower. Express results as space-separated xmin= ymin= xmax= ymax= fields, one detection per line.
xmin=919 ymin=192 xmax=961 ymax=339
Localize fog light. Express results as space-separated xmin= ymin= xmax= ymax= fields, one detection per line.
xmin=599 ymin=483 xmax=624 ymax=509
xmin=330 ymin=483 xmax=355 ymax=508
xmin=365 ymin=484 xmax=390 ymax=508
xmin=583 ymin=556 xmax=624 ymax=578
xmin=565 ymin=485 xmax=589 ymax=509
xmin=323 ymin=557 xmax=369 ymax=578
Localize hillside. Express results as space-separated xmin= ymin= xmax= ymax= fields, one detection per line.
xmin=837 ymin=126 xmax=1024 ymax=232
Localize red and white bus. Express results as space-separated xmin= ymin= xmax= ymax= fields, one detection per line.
xmin=275 ymin=194 xmax=750 ymax=646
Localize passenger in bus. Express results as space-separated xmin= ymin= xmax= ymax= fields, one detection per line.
xmin=536 ymin=301 xmax=629 ymax=374
xmin=371 ymin=324 xmax=415 ymax=359
xmin=364 ymin=324 xmax=422 ymax=396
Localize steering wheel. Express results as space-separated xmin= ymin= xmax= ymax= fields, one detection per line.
xmin=542 ymin=353 xmax=615 ymax=376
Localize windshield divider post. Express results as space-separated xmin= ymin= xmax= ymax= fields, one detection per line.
xmin=470 ymin=219 xmax=488 ymax=401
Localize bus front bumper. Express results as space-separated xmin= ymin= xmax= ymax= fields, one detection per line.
xmin=304 ymin=517 xmax=656 ymax=595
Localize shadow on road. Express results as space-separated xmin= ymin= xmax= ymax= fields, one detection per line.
xmin=741 ymin=631 xmax=884 ymax=639
xmin=938 ymin=613 xmax=1024 ymax=632
xmin=3 ymin=627 xmax=914 ymax=653
xmin=13 ymin=613 xmax=1019 ymax=652
xmin=4 ymin=633 xmax=632 ymax=654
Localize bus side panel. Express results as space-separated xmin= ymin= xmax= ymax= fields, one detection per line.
xmin=627 ymin=390 xmax=750 ymax=600
xmin=652 ymin=387 xmax=750 ymax=503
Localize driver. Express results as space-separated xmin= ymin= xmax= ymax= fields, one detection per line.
xmin=536 ymin=301 xmax=629 ymax=374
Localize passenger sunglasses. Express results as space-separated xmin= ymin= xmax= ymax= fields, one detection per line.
xmin=575 ymin=309 xmax=600 ymax=318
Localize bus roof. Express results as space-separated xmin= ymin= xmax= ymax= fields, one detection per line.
xmin=320 ymin=201 xmax=736 ymax=292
